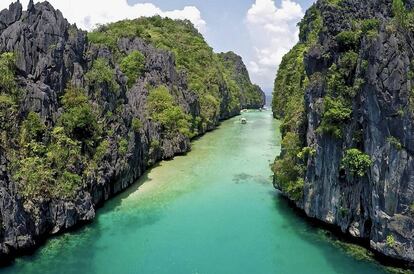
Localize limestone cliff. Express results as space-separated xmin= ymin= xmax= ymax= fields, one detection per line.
xmin=0 ymin=1 xmax=264 ymax=263
xmin=218 ymin=51 xmax=266 ymax=109
xmin=273 ymin=0 xmax=414 ymax=264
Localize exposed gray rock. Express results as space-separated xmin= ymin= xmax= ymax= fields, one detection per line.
xmin=0 ymin=1 xmax=263 ymax=263
xmin=0 ymin=1 xmax=22 ymax=30
xmin=275 ymin=0 xmax=414 ymax=264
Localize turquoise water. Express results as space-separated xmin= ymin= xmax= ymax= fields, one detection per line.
xmin=1 ymin=111 xmax=386 ymax=274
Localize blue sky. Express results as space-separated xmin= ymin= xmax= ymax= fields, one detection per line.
xmin=1 ymin=0 xmax=316 ymax=92
xmin=130 ymin=0 xmax=316 ymax=92
xmin=130 ymin=0 xmax=314 ymax=54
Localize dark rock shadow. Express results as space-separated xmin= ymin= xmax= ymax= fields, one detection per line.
xmin=271 ymin=192 xmax=412 ymax=273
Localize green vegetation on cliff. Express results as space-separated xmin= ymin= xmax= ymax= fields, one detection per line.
xmin=89 ymin=18 xmax=223 ymax=129
xmin=391 ymin=0 xmax=414 ymax=30
xmin=341 ymin=149 xmax=372 ymax=177
xmin=270 ymin=0 xmax=414 ymax=265
xmin=318 ymin=97 xmax=352 ymax=138
xmin=120 ymin=51 xmax=145 ymax=87
xmin=1 ymin=16 xmax=263 ymax=202
xmin=147 ymin=85 xmax=192 ymax=138
xmin=272 ymin=4 xmax=322 ymax=122
xmin=272 ymin=2 xmax=373 ymax=200
xmin=218 ymin=52 xmax=264 ymax=108
xmin=272 ymin=0 xmax=384 ymax=205
xmin=9 ymin=83 xmax=104 ymax=198
xmin=272 ymin=133 xmax=306 ymax=201
xmin=392 ymin=0 xmax=407 ymax=27
xmin=272 ymin=44 xmax=307 ymax=122
xmin=271 ymin=5 xmax=322 ymax=201
xmin=86 ymin=58 xmax=119 ymax=94
xmin=0 ymin=52 xmax=21 ymax=144
xmin=88 ymin=17 xmax=263 ymax=130
xmin=12 ymin=86 xmax=106 ymax=199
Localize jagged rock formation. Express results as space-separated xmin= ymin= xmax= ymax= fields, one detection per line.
xmin=0 ymin=1 xmax=264 ymax=262
xmin=273 ymin=0 xmax=414 ymax=264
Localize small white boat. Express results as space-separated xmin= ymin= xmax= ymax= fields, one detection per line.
xmin=241 ymin=118 xmax=247 ymax=124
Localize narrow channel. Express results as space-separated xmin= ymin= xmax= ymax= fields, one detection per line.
xmin=1 ymin=111 xmax=386 ymax=274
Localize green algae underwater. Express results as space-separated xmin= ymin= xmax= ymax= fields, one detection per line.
xmin=1 ymin=111 xmax=392 ymax=274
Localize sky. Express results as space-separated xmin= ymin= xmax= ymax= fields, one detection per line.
xmin=1 ymin=0 xmax=316 ymax=93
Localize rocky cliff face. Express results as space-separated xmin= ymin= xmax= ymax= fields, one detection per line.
xmin=273 ymin=0 xmax=414 ymax=264
xmin=218 ymin=51 xmax=266 ymax=109
xmin=0 ymin=1 xmax=264 ymax=263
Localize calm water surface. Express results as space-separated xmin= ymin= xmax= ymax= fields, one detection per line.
xmin=1 ymin=111 xmax=387 ymax=274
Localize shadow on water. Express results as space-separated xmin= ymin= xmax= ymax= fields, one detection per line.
xmin=0 ymin=219 xmax=102 ymax=274
xmin=0 ymin=115 xmax=243 ymax=271
xmin=98 ymin=168 xmax=154 ymax=214
xmin=271 ymin=192 xmax=413 ymax=273
xmin=0 ymin=166 xmax=161 ymax=273
xmin=232 ymin=173 xmax=270 ymax=185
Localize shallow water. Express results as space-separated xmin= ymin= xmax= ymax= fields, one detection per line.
xmin=1 ymin=111 xmax=387 ymax=274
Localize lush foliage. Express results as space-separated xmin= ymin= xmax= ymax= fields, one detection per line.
xmin=132 ymin=117 xmax=143 ymax=132
xmin=0 ymin=52 xmax=20 ymax=141
xmin=273 ymin=5 xmax=322 ymax=122
xmin=147 ymin=85 xmax=191 ymax=137
xmin=325 ymin=0 xmax=343 ymax=6
xmin=59 ymin=86 xmax=100 ymax=150
xmin=391 ymin=0 xmax=414 ymax=30
xmin=272 ymin=44 xmax=307 ymax=120
xmin=13 ymin=86 xmax=105 ymax=199
xmin=87 ymin=20 xmax=148 ymax=49
xmin=19 ymin=112 xmax=46 ymax=145
xmin=88 ymin=17 xmax=260 ymax=130
xmin=318 ymin=97 xmax=352 ymax=138
xmin=360 ymin=19 xmax=380 ymax=34
xmin=410 ymin=203 xmax=414 ymax=213
xmin=336 ymin=31 xmax=361 ymax=51
xmin=386 ymin=235 xmax=396 ymax=247
xmin=14 ymin=125 xmax=84 ymax=199
xmin=387 ymin=136 xmax=403 ymax=150
xmin=120 ymin=51 xmax=145 ymax=87
xmin=298 ymin=5 xmax=323 ymax=44
xmin=217 ymin=52 xmax=263 ymax=108
xmin=272 ymin=5 xmax=323 ymax=201
xmin=85 ymin=58 xmax=119 ymax=94
xmin=118 ymin=138 xmax=129 ymax=156
xmin=0 ymin=52 xmax=18 ymax=95
xmin=392 ymin=0 xmax=407 ymax=27
xmin=318 ymin=48 xmax=365 ymax=139
xmin=273 ymin=133 xmax=306 ymax=201
xmin=341 ymin=148 xmax=372 ymax=177
xmin=327 ymin=51 xmax=362 ymax=99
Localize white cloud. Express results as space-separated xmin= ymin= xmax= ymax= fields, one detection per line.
xmin=246 ymin=0 xmax=304 ymax=89
xmin=0 ymin=0 xmax=206 ymax=33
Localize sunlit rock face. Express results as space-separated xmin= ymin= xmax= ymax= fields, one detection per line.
xmin=0 ymin=1 xmax=263 ymax=262
xmin=273 ymin=0 xmax=414 ymax=263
